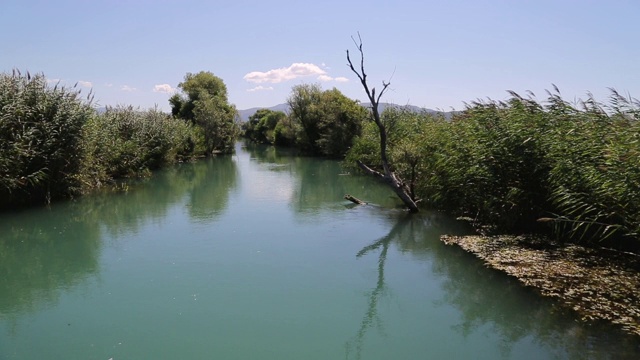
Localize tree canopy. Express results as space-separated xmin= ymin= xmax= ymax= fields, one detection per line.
xmin=243 ymin=109 xmax=287 ymax=144
xmin=285 ymin=84 xmax=366 ymax=157
xmin=170 ymin=71 xmax=239 ymax=154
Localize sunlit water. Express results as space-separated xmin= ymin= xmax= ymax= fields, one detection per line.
xmin=1 ymin=142 xmax=638 ymax=359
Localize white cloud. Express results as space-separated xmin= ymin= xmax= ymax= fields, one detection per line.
xmin=78 ymin=80 xmax=92 ymax=88
xmin=244 ymin=63 xmax=326 ymax=84
xmin=317 ymin=75 xmax=349 ymax=83
xmin=247 ymin=85 xmax=274 ymax=92
xmin=153 ymin=84 xmax=174 ymax=93
xmin=105 ymin=83 xmax=113 ymax=87
xmin=46 ymin=78 xmax=61 ymax=84
xmin=121 ymin=85 xmax=137 ymax=92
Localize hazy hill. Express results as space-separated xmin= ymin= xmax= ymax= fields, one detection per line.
xmin=237 ymin=102 xmax=455 ymax=122
xmin=237 ymin=103 xmax=290 ymax=122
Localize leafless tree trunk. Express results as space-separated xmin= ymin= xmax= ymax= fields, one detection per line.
xmin=346 ymin=34 xmax=420 ymax=213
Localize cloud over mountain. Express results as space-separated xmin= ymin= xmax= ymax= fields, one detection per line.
xmin=247 ymin=85 xmax=274 ymax=92
xmin=244 ymin=63 xmax=326 ymax=84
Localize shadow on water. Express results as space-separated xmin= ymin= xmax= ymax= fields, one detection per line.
xmin=345 ymin=211 xmax=640 ymax=360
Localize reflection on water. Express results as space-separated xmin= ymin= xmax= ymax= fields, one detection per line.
xmin=0 ymin=207 xmax=101 ymax=326
xmin=186 ymin=156 xmax=238 ymax=222
xmin=0 ymin=154 xmax=239 ymax=324
xmin=346 ymin=214 xmax=411 ymax=359
xmin=0 ymin=142 xmax=638 ymax=359
xmin=346 ymin=211 xmax=640 ymax=359
xmin=243 ymin=142 xmax=403 ymax=216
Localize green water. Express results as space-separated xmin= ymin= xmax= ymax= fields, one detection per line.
xmin=0 ymin=142 xmax=638 ymax=359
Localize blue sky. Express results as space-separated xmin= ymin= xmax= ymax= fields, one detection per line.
xmin=2 ymin=0 xmax=638 ymax=111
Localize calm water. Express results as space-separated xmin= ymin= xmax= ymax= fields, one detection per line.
xmin=1 ymin=142 xmax=638 ymax=359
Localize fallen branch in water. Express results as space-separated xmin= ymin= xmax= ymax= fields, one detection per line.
xmin=344 ymin=194 xmax=367 ymax=205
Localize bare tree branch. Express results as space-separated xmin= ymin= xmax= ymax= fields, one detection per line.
xmin=346 ymin=34 xmax=419 ymax=213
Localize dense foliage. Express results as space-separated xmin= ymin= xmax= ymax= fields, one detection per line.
xmin=79 ymin=106 xmax=203 ymax=188
xmin=242 ymin=108 xmax=287 ymax=144
xmin=0 ymin=70 xmax=215 ymax=208
xmin=243 ymin=84 xmax=367 ymax=158
xmin=170 ymin=71 xmax=239 ymax=154
xmin=287 ymin=84 xmax=367 ymax=157
xmin=346 ymin=91 xmax=640 ymax=249
xmin=0 ymin=71 xmax=93 ymax=207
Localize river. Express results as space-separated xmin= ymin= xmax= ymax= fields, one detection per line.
xmin=0 ymin=142 xmax=638 ymax=359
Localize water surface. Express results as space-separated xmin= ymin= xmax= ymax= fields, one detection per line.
xmin=1 ymin=143 xmax=638 ymax=359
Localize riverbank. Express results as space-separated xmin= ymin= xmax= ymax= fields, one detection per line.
xmin=440 ymin=234 xmax=640 ymax=337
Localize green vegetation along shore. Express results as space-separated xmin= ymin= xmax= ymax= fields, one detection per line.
xmin=3 ymin=68 xmax=639 ymax=254
xmin=2 ymin=67 xmax=639 ymax=337
xmin=345 ymin=90 xmax=640 ymax=252
xmin=0 ymin=70 xmax=238 ymax=210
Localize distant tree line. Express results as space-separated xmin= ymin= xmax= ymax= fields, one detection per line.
xmin=0 ymin=70 xmax=239 ymax=209
xmin=242 ymin=83 xmax=367 ymax=158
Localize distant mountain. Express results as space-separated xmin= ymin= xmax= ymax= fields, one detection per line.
xmin=362 ymin=102 xmax=453 ymax=117
xmin=237 ymin=102 xmax=456 ymax=122
xmin=237 ymin=103 xmax=289 ymax=122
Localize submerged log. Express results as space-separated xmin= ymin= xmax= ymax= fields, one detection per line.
xmin=344 ymin=194 xmax=367 ymax=205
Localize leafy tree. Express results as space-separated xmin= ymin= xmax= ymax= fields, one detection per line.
xmin=314 ymin=88 xmax=367 ymax=157
xmin=287 ymin=83 xmax=323 ymax=153
xmin=192 ymin=94 xmax=239 ymax=154
xmin=243 ymin=108 xmax=286 ymax=144
xmin=286 ymin=84 xmax=366 ymax=157
xmin=273 ymin=115 xmax=297 ymax=147
xmin=169 ymin=71 xmax=229 ymax=122
xmin=170 ymin=71 xmax=239 ymax=154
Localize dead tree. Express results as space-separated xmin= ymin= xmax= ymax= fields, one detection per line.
xmin=346 ymin=34 xmax=420 ymax=213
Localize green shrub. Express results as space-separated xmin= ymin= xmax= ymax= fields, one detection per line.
xmin=79 ymin=106 xmax=203 ymax=189
xmin=0 ymin=70 xmax=93 ymax=208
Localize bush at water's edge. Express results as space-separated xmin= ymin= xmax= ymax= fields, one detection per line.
xmin=0 ymin=71 xmax=205 ymax=210
xmin=0 ymin=70 xmax=92 ymax=208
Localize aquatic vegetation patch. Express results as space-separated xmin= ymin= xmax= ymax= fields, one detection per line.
xmin=441 ymin=235 xmax=640 ymax=337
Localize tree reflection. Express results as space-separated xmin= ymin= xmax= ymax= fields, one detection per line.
xmin=290 ymin=157 xmax=402 ymax=216
xmin=346 ymin=211 xmax=640 ymax=359
xmin=430 ymin=239 xmax=640 ymax=359
xmin=345 ymin=214 xmax=410 ymax=359
xmin=243 ymin=141 xmax=403 ymax=216
xmin=0 ymin=154 xmax=240 ymax=324
xmin=0 ymin=206 xmax=101 ymax=329
xmin=186 ymin=155 xmax=238 ymax=222
xmin=243 ymin=141 xmax=295 ymax=167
